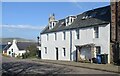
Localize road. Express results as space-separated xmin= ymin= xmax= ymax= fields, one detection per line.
xmin=2 ymin=56 xmax=119 ymax=76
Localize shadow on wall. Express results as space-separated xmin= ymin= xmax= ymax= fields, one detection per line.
xmin=72 ymin=50 xmax=76 ymax=61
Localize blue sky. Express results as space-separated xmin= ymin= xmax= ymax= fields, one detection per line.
xmin=2 ymin=2 xmax=110 ymax=40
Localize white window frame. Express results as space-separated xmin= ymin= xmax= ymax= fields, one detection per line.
xmin=94 ymin=26 xmax=99 ymax=38
xmin=55 ymin=33 xmax=57 ymax=40
xmin=75 ymin=29 xmax=79 ymax=39
xmin=62 ymin=48 xmax=66 ymax=57
xmin=47 ymin=34 xmax=49 ymax=41
xmin=95 ymin=46 xmax=101 ymax=55
xmin=44 ymin=47 xmax=47 ymax=54
xmin=63 ymin=32 xmax=66 ymax=40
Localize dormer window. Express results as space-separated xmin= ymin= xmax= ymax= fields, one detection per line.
xmin=66 ymin=16 xmax=76 ymax=26
xmin=53 ymin=23 xmax=54 ymax=27
xmin=82 ymin=16 xmax=86 ymax=20
xmin=48 ymin=13 xmax=57 ymax=30
xmin=71 ymin=18 xmax=72 ymax=23
xmin=85 ymin=16 xmax=88 ymax=19
xmin=89 ymin=15 xmax=92 ymax=18
xmin=60 ymin=22 xmax=65 ymax=26
xmin=49 ymin=21 xmax=57 ymax=29
xmin=61 ymin=22 xmax=64 ymax=24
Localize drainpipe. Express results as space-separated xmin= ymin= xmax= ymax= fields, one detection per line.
xmin=70 ymin=30 xmax=72 ymax=61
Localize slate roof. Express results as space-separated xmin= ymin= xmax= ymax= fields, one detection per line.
xmin=3 ymin=44 xmax=12 ymax=50
xmin=41 ymin=5 xmax=111 ymax=34
xmin=17 ymin=42 xmax=37 ymax=50
xmin=1 ymin=44 xmax=7 ymax=50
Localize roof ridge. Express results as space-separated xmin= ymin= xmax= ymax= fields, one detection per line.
xmin=41 ymin=5 xmax=111 ymax=34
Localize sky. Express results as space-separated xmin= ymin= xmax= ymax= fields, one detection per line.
xmin=2 ymin=2 xmax=110 ymax=40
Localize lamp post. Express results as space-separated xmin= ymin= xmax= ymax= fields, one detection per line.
xmin=36 ymin=36 xmax=40 ymax=58
xmin=37 ymin=36 xmax=40 ymax=46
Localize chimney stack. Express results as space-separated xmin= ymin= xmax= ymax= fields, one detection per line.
xmin=110 ymin=0 xmax=120 ymax=42
xmin=7 ymin=42 xmax=11 ymax=45
xmin=13 ymin=39 xmax=17 ymax=44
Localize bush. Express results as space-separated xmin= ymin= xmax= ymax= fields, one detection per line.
xmin=26 ymin=44 xmax=38 ymax=58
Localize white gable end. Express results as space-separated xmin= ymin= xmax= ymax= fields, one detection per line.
xmin=7 ymin=41 xmax=19 ymax=57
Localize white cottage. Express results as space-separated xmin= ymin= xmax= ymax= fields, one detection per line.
xmin=40 ymin=6 xmax=111 ymax=63
xmin=3 ymin=39 xmax=35 ymax=57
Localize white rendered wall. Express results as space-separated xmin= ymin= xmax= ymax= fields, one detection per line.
xmin=73 ymin=24 xmax=110 ymax=63
xmin=41 ymin=31 xmax=70 ymax=61
xmin=7 ymin=40 xmax=27 ymax=57
xmin=41 ymin=23 xmax=110 ymax=63
xmin=7 ymin=42 xmax=19 ymax=57
xmin=19 ymin=50 xmax=26 ymax=56
xmin=93 ymin=24 xmax=110 ymax=63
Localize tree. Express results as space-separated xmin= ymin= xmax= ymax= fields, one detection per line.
xmin=26 ymin=44 xmax=38 ymax=58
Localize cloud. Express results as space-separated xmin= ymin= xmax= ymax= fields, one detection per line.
xmin=1 ymin=24 xmax=45 ymax=30
xmin=72 ymin=1 xmax=82 ymax=9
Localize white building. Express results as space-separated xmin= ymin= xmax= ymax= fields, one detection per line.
xmin=3 ymin=39 xmax=35 ymax=57
xmin=40 ymin=6 xmax=111 ymax=63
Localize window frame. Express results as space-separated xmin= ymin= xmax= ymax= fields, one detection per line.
xmin=44 ymin=47 xmax=47 ymax=54
xmin=9 ymin=51 xmax=11 ymax=55
xmin=71 ymin=18 xmax=72 ymax=23
xmin=47 ymin=34 xmax=49 ymax=41
xmin=11 ymin=49 xmax=13 ymax=52
xmin=63 ymin=48 xmax=66 ymax=57
xmin=55 ymin=33 xmax=57 ymax=40
xmin=63 ymin=32 xmax=66 ymax=40
xmin=76 ymin=29 xmax=79 ymax=39
xmin=96 ymin=46 xmax=101 ymax=55
xmin=94 ymin=26 xmax=99 ymax=38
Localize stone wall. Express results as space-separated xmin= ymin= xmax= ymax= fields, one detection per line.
xmin=117 ymin=1 xmax=120 ymax=42
xmin=110 ymin=1 xmax=120 ymax=64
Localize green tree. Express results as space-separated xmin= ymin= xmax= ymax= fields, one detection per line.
xmin=26 ymin=44 xmax=38 ymax=58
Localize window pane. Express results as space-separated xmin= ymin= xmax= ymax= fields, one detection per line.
xmin=9 ymin=51 xmax=11 ymax=54
xmin=76 ymin=29 xmax=79 ymax=39
xmin=96 ymin=46 xmax=101 ymax=55
xmin=47 ymin=34 xmax=49 ymax=41
xmin=55 ymin=33 xmax=57 ymax=40
xmin=45 ymin=47 xmax=47 ymax=54
xmin=63 ymin=48 xmax=66 ymax=56
xmin=94 ymin=27 xmax=99 ymax=38
xmin=63 ymin=32 xmax=66 ymax=40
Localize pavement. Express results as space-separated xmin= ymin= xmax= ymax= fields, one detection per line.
xmin=32 ymin=58 xmax=120 ymax=74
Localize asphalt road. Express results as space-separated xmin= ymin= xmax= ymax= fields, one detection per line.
xmin=2 ymin=56 xmax=119 ymax=76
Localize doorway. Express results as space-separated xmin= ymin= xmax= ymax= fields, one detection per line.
xmin=38 ymin=50 xmax=41 ymax=59
xmin=56 ymin=48 xmax=58 ymax=60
